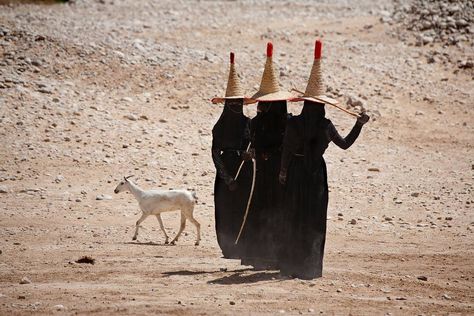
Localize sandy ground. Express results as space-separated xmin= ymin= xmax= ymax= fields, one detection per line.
xmin=0 ymin=0 xmax=473 ymax=315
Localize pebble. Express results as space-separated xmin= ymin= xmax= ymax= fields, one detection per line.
xmin=53 ymin=304 xmax=66 ymax=310
xmin=0 ymin=186 xmax=8 ymax=193
xmin=349 ymin=219 xmax=357 ymax=225
xmin=96 ymin=194 xmax=112 ymax=201
xmin=19 ymin=277 xmax=31 ymax=284
xmin=229 ymin=301 xmax=235 ymax=305
xmin=55 ymin=175 xmax=64 ymax=183
xmin=417 ymin=276 xmax=428 ymax=281
xmin=442 ymin=293 xmax=452 ymax=300
xmin=411 ymin=192 xmax=420 ymax=197
xmin=124 ymin=114 xmax=138 ymax=121
xmin=368 ymin=168 xmax=380 ymax=172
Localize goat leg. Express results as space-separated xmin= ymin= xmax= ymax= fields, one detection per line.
xmin=132 ymin=213 xmax=147 ymax=241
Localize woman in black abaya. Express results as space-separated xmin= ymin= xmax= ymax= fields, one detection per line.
xmin=237 ymin=42 xmax=295 ymax=269
xmin=211 ymin=52 xmax=254 ymax=259
xmin=277 ymin=39 xmax=370 ymax=279
xmin=212 ymin=98 xmax=252 ymax=259
xmin=278 ymin=102 xmax=369 ymax=279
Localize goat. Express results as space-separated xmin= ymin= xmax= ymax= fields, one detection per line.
xmin=114 ymin=176 xmax=201 ymax=246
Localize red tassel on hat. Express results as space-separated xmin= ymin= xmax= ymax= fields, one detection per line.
xmin=230 ymin=52 xmax=235 ymax=64
xmin=267 ymin=42 xmax=273 ymax=58
xmin=315 ymin=40 xmax=322 ymax=59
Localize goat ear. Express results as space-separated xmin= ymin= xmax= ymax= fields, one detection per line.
xmin=124 ymin=175 xmax=134 ymax=181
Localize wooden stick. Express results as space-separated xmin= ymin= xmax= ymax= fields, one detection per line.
xmin=234 ymin=142 xmax=251 ymax=181
xmin=291 ymin=88 xmax=360 ymax=118
xmin=235 ymin=157 xmax=256 ymax=245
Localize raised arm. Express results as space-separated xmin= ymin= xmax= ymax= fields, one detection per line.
xmin=328 ymin=113 xmax=369 ymax=150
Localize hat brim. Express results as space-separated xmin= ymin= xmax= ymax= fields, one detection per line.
xmin=290 ymin=94 xmax=339 ymax=106
xmin=251 ymin=90 xmax=297 ymax=102
xmin=211 ymin=96 xmax=256 ymax=105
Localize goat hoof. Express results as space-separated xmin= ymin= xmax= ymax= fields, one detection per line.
xmin=132 ymin=237 xmax=137 ymax=241
xmin=170 ymin=241 xmax=176 ymax=245
xmin=164 ymin=241 xmax=169 ymax=245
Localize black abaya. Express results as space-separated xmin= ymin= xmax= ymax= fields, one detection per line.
xmin=279 ymin=103 xmax=364 ymax=279
xmin=212 ymin=101 xmax=252 ymax=259
xmin=240 ymin=101 xmax=288 ymax=269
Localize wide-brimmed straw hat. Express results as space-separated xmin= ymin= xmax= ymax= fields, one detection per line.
xmin=291 ymin=40 xmax=338 ymax=106
xmin=251 ymin=42 xmax=296 ymax=102
xmin=211 ymin=52 xmax=254 ymax=105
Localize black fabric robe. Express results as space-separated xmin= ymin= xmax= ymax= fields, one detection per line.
xmin=212 ymin=101 xmax=251 ymax=259
xmin=240 ymin=101 xmax=288 ymax=269
xmin=279 ymin=103 xmax=363 ymax=279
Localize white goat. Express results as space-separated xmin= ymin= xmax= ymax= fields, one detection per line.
xmin=114 ymin=176 xmax=201 ymax=246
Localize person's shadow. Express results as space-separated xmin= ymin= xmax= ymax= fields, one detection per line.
xmin=207 ymin=270 xmax=280 ymax=285
xmin=161 ymin=268 xmax=252 ymax=278
xmin=161 ymin=268 xmax=281 ymax=285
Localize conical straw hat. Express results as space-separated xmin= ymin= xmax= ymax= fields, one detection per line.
xmin=291 ymin=40 xmax=339 ymax=106
xmin=251 ymin=42 xmax=296 ymax=102
xmin=211 ymin=52 xmax=255 ymax=105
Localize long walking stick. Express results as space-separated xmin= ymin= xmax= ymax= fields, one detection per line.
xmin=291 ymin=88 xmax=361 ymax=118
xmin=235 ymin=156 xmax=256 ymax=244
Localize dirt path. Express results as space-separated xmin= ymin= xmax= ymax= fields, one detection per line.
xmin=0 ymin=0 xmax=473 ymax=314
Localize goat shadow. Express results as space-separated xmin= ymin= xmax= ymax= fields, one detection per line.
xmin=122 ymin=241 xmax=170 ymax=247
xmin=207 ymin=270 xmax=281 ymax=285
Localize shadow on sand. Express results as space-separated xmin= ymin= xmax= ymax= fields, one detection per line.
xmin=207 ymin=270 xmax=281 ymax=285
xmin=122 ymin=241 xmax=169 ymax=247
xmin=162 ymin=268 xmax=253 ymax=278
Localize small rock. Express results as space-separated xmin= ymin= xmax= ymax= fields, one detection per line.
xmin=442 ymin=293 xmax=451 ymax=300
xmin=368 ymin=168 xmax=380 ymax=172
xmin=31 ymin=59 xmax=42 ymax=67
xmin=53 ymin=304 xmax=66 ymax=311
xmin=336 ymin=288 xmax=342 ymax=293
xmin=411 ymin=192 xmax=420 ymax=197
xmin=20 ymin=277 xmax=31 ymax=284
xmin=18 ymin=295 xmax=26 ymax=299
xmin=417 ymin=276 xmax=428 ymax=281
xmin=96 ymin=194 xmax=112 ymax=201
xmin=349 ymin=219 xmax=357 ymax=225
xmin=55 ymin=175 xmax=64 ymax=183
xmin=0 ymin=186 xmax=8 ymax=193
xmin=124 ymin=114 xmax=138 ymax=121
xmin=229 ymin=301 xmax=235 ymax=305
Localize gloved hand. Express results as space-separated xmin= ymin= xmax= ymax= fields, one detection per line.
xmin=241 ymin=148 xmax=255 ymax=161
xmin=226 ymin=178 xmax=238 ymax=191
xmin=357 ymin=112 xmax=370 ymax=125
xmin=278 ymin=170 xmax=287 ymax=185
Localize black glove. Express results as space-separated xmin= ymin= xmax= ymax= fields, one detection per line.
xmin=357 ymin=112 xmax=370 ymax=125
xmin=278 ymin=171 xmax=287 ymax=185
xmin=241 ymin=148 xmax=255 ymax=162
xmin=225 ymin=178 xmax=238 ymax=191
